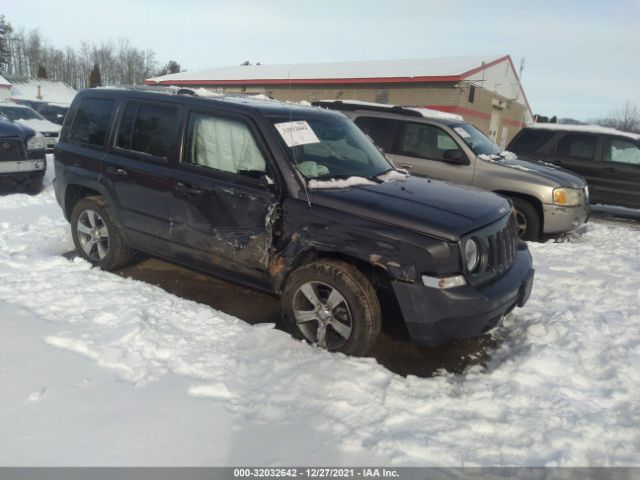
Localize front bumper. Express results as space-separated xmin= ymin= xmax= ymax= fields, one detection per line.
xmin=392 ymin=246 xmax=534 ymax=347
xmin=542 ymin=202 xmax=590 ymax=234
xmin=0 ymin=158 xmax=46 ymax=183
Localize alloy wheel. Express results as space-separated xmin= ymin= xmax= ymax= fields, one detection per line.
xmin=514 ymin=209 xmax=528 ymax=238
xmin=292 ymin=281 xmax=353 ymax=350
xmin=76 ymin=209 xmax=109 ymax=262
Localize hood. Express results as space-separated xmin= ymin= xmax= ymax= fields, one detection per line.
xmin=15 ymin=118 xmax=62 ymax=134
xmin=308 ymin=176 xmax=511 ymax=242
xmin=0 ymin=119 xmax=36 ymax=139
xmin=488 ymin=155 xmax=586 ymax=188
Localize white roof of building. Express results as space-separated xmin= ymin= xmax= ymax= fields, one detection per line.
xmin=8 ymin=77 xmax=77 ymax=106
xmin=0 ymin=75 xmax=10 ymax=87
xmin=529 ymin=122 xmax=640 ymax=141
xmin=147 ymin=55 xmax=508 ymax=84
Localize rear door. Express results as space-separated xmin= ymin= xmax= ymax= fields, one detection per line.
xmin=547 ymin=132 xmax=604 ymax=199
xmin=169 ymin=109 xmax=279 ymax=286
xmin=386 ymin=120 xmax=474 ymax=184
xmin=597 ymin=136 xmax=640 ymax=208
xmin=101 ymin=100 xmax=181 ymax=255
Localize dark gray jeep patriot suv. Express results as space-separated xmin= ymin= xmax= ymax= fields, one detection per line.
xmin=54 ymin=87 xmax=535 ymax=355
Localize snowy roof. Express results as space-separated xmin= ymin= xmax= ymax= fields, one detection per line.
xmin=146 ymin=55 xmax=508 ymax=85
xmin=0 ymin=75 xmax=10 ymax=88
xmin=7 ymin=77 xmax=77 ymax=106
xmin=529 ymin=122 xmax=640 ymax=141
xmin=317 ymin=99 xmax=465 ymax=121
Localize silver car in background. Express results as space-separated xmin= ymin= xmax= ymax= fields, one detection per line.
xmin=315 ymin=100 xmax=589 ymax=240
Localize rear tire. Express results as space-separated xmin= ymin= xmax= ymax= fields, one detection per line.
xmin=511 ymin=197 xmax=541 ymax=241
xmin=70 ymin=196 xmax=134 ymax=270
xmin=280 ymin=259 xmax=381 ymax=356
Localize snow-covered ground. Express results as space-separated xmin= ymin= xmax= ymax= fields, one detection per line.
xmin=1 ymin=158 xmax=639 ymax=466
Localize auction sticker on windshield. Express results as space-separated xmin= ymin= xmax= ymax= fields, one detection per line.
xmin=275 ymin=121 xmax=320 ymax=147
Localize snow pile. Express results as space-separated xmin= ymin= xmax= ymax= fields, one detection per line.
xmin=377 ymin=169 xmax=409 ymax=182
xmin=529 ymin=123 xmax=640 ymax=141
xmin=408 ymin=107 xmax=464 ymax=121
xmin=1 ymin=169 xmax=639 ymax=465
xmin=308 ymin=176 xmax=375 ymax=189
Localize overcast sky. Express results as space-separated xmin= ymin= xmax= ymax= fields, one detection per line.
xmin=3 ymin=0 xmax=639 ymax=120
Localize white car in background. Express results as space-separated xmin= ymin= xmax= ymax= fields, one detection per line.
xmin=0 ymin=103 xmax=62 ymax=151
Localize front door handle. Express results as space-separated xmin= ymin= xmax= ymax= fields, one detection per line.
xmin=176 ymin=182 xmax=203 ymax=195
xmin=106 ymin=167 xmax=128 ymax=176
xmin=399 ymin=164 xmax=413 ymax=170
xmin=605 ymin=167 xmax=616 ymax=173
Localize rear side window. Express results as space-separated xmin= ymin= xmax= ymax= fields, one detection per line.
xmin=354 ymin=116 xmax=399 ymax=152
xmin=510 ymin=129 xmax=554 ymax=152
xmin=604 ymin=138 xmax=640 ymax=165
xmin=554 ymin=133 xmax=597 ymax=160
xmin=395 ymin=122 xmax=460 ymax=161
xmin=69 ymin=98 xmax=115 ymax=147
xmin=117 ymin=103 xmax=178 ymax=159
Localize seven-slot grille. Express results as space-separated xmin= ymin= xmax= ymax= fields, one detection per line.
xmin=0 ymin=140 xmax=22 ymax=162
xmin=486 ymin=214 xmax=518 ymax=275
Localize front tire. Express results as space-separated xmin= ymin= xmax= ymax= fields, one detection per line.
xmin=280 ymin=259 xmax=381 ymax=356
xmin=511 ymin=197 xmax=541 ymax=241
xmin=70 ymin=196 xmax=134 ymax=270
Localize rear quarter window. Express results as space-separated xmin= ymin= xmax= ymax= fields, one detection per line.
xmin=68 ymin=98 xmax=116 ymax=147
xmin=510 ymin=129 xmax=554 ymax=152
xmin=354 ymin=116 xmax=399 ymax=152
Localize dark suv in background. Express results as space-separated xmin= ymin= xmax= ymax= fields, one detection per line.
xmin=54 ymin=87 xmax=534 ymax=355
xmin=0 ymin=117 xmax=47 ymax=193
xmin=509 ymin=124 xmax=640 ymax=209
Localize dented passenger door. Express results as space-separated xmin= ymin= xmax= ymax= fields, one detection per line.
xmin=169 ymin=109 xmax=279 ymax=282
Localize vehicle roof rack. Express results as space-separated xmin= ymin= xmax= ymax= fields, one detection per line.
xmin=311 ymin=100 xmax=423 ymax=118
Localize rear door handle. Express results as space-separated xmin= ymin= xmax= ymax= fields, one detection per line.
xmin=399 ymin=164 xmax=413 ymax=170
xmin=176 ymin=182 xmax=203 ymax=195
xmin=106 ymin=167 xmax=128 ymax=176
xmin=605 ymin=167 xmax=616 ymax=173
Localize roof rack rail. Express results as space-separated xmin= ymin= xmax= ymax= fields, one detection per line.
xmin=94 ymin=85 xmax=207 ymax=96
xmin=311 ymin=100 xmax=423 ymax=118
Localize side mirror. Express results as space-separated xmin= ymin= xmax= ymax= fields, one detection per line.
xmin=443 ymin=149 xmax=467 ymax=164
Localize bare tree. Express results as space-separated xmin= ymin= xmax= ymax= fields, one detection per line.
xmin=2 ymin=16 xmax=170 ymax=89
xmin=594 ymin=101 xmax=640 ymax=133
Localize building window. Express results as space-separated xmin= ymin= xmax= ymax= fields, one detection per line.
xmin=468 ymin=85 xmax=476 ymax=104
xmin=375 ymin=89 xmax=389 ymax=104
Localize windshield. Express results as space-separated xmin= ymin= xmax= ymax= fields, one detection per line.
xmin=0 ymin=106 xmax=46 ymax=122
xmin=271 ymin=115 xmax=393 ymax=180
xmin=451 ymin=122 xmax=502 ymax=156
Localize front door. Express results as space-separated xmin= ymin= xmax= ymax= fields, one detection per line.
xmin=548 ymin=132 xmax=603 ymax=201
xmin=387 ymin=121 xmax=474 ymax=185
xmin=170 ymin=110 xmax=279 ymax=285
xmin=597 ymin=136 xmax=640 ymax=208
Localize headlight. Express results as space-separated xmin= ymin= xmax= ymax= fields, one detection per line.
xmin=553 ymin=187 xmax=581 ymax=206
xmin=464 ymin=238 xmax=480 ymax=272
xmin=27 ymin=133 xmax=47 ymax=151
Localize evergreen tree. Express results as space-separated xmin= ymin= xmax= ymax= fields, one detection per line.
xmin=157 ymin=60 xmax=181 ymax=76
xmin=37 ymin=64 xmax=48 ymax=78
xmin=89 ymin=62 xmax=102 ymax=87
